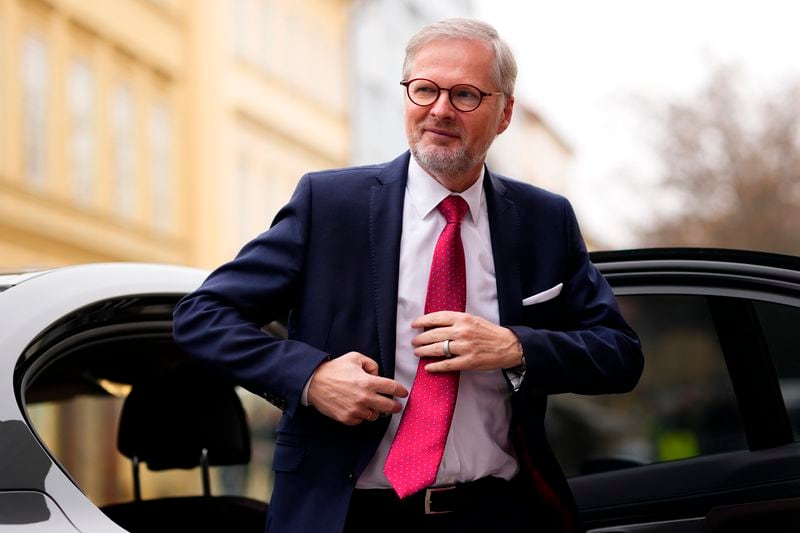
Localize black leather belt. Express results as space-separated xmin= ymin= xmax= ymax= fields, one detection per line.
xmin=352 ymin=476 xmax=514 ymax=515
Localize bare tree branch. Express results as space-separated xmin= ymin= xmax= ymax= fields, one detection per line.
xmin=640 ymin=64 xmax=800 ymax=255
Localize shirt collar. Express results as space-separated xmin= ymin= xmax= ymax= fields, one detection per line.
xmin=406 ymin=156 xmax=484 ymax=225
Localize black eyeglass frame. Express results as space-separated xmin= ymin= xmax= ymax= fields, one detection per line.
xmin=400 ymin=78 xmax=504 ymax=112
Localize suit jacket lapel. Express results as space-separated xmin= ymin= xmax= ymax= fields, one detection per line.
xmin=368 ymin=152 xmax=410 ymax=378
xmin=484 ymin=168 xmax=523 ymax=327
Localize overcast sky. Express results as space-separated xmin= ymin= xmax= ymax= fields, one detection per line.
xmin=474 ymin=0 xmax=800 ymax=247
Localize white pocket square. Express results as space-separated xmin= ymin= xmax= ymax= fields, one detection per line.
xmin=522 ymin=283 xmax=563 ymax=306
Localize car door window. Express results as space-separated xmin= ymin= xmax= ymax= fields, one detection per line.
xmin=753 ymin=301 xmax=800 ymax=441
xmin=25 ymin=385 xmax=280 ymax=508
xmin=547 ymin=294 xmax=748 ymax=477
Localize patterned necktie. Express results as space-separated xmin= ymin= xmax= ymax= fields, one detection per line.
xmin=384 ymin=195 xmax=469 ymax=498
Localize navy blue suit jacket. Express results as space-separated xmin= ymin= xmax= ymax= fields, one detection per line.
xmin=173 ymin=152 xmax=643 ymax=532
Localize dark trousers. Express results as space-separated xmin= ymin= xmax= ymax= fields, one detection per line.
xmin=343 ymin=477 xmax=529 ymax=533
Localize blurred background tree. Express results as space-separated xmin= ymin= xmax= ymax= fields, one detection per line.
xmin=641 ymin=64 xmax=800 ymax=255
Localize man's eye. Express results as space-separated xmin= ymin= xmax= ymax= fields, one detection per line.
xmin=414 ymin=86 xmax=437 ymax=94
xmin=454 ymin=89 xmax=478 ymax=99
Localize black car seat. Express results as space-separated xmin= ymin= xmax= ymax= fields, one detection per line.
xmin=101 ymin=368 xmax=268 ymax=532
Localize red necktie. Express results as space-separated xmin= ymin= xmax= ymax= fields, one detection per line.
xmin=384 ymin=195 xmax=469 ymax=498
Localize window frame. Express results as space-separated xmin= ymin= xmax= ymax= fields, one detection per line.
xmin=572 ymin=253 xmax=800 ymax=529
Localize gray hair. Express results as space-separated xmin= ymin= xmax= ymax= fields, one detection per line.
xmin=402 ymin=18 xmax=517 ymax=97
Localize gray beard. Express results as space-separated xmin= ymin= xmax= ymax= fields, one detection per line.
xmin=411 ymin=142 xmax=482 ymax=179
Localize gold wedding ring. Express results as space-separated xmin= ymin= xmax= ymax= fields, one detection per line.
xmin=365 ymin=409 xmax=378 ymax=422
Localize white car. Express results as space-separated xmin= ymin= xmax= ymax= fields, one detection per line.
xmin=0 ymin=264 xmax=265 ymax=532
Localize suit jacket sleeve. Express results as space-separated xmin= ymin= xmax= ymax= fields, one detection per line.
xmin=508 ymin=199 xmax=643 ymax=396
xmin=172 ymin=175 xmax=329 ymax=415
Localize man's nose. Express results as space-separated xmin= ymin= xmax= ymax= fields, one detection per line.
xmin=429 ymin=89 xmax=457 ymax=118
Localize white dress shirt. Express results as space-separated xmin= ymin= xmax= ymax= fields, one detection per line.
xmin=357 ymin=156 xmax=519 ymax=488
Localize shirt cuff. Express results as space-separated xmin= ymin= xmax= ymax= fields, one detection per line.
xmin=503 ymin=340 xmax=526 ymax=392
xmin=503 ymin=366 xmax=526 ymax=391
xmin=301 ymin=374 xmax=313 ymax=406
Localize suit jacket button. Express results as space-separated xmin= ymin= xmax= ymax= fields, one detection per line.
xmin=346 ymin=473 xmax=355 ymax=484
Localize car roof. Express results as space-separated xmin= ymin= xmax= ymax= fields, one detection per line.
xmin=591 ymin=248 xmax=800 ymax=286
xmin=0 ymin=270 xmax=53 ymax=292
xmin=0 ymin=262 xmax=207 ymax=292
xmin=592 ymin=247 xmax=800 ymax=271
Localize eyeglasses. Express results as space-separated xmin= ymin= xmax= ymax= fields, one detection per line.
xmin=400 ymin=78 xmax=503 ymax=112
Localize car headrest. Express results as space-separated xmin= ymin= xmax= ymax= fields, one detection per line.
xmin=117 ymin=370 xmax=251 ymax=471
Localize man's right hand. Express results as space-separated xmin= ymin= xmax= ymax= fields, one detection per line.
xmin=307 ymin=352 xmax=408 ymax=425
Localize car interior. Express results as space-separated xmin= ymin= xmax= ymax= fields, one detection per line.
xmin=16 ymin=295 xmax=271 ymax=532
xmin=102 ymin=364 xmax=267 ymax=532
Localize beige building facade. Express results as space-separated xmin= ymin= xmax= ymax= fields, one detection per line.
xmin=0 ymin=0 xmax=352 ymax=270
xmin=1 ymin=0 xmax=352 ymax=507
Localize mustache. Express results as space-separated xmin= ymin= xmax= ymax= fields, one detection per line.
xmin=421 ymin=121 xmax=463 ymax=137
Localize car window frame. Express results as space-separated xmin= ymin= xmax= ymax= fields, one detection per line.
xmin=574 ymin=257 xmax=800 ymax=529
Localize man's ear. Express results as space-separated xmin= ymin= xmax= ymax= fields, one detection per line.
xmin=496 ymin=95 xmax=514 ymax=135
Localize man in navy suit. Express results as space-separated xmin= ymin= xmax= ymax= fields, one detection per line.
xmin=173 ymin=18 xmax=642 ymax=533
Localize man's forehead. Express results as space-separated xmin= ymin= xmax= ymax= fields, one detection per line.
xmin=408 ymin=38 xmax=495 ymax=82
xmin=413 ymin=37 xmax=493 ymax=59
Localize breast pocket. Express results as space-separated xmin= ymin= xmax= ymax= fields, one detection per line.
xmin=521 ymin=285 xmax=565 ymax=330
xmin=522 ymin=283 xmax=562 ymax=306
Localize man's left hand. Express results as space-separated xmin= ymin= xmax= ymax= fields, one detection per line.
xmin=411 ymin=311 xmax=522 ymax=373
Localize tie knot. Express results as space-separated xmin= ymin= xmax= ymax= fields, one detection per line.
xmin=437 ymin=195 xmax=469 ymax=224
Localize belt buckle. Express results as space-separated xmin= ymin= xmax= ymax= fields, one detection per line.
xmin=424 ymin=485 xmax=456 ymax=515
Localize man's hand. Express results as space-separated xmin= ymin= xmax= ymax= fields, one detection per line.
xmin=411 ymin=311 xmax=523 ymax=373
xmin=307 ymin=352 xmax=408 ymax=425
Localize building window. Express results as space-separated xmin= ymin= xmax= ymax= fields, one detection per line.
xmin=233 ymin=0 xmax=275 ymax=74
xmin=285 ymin=10 xmax=302 ymax=89
xmin=149 ymin=101 xmax=173 ymax=233
xmin=112 ymin=84 xmax=136 ymax=221
xmin=68 ymin=59 xmax=96 ymax=207
xmin=235 ymin=152 xmax=253 ymax=245
xmin=260 ymin=0 xmax=273 ymax=71
xmin=233 ymin=0 xmax=248 ymax=60
xmin=22 ymin=34 xmax=48 ymax=190
xmin=0 ymin=17 xmax=5 ymax=172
